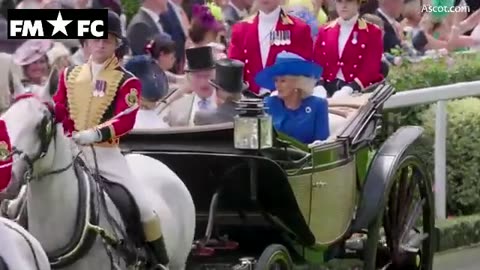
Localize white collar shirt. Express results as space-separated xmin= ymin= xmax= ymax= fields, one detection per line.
xmin=189 ymin=93 xmax=217 ymax=126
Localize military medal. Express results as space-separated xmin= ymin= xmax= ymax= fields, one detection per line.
xmin=285 ymin=30 xmax=291 ymax=45
xmin=352 ymin=31 xmax=358 ymax=45
xmin=274 ymin=31 xmax=281 ymax=46
xmin=93 ymin=80 xmax=106 ymax=97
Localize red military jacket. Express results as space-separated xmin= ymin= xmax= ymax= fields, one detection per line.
xmin=53 ymin=55 xmax=141 ymax=147
xmin=0 ymin=119 xmax=12 ymax=191
xmin=228 ymin=9 xmax=313 ymax=94
xmin=313 ymin=17 xmax=383 ymax=90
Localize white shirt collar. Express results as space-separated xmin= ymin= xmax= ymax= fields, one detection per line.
xmin=338 ymin=13 xmax=359 ymax=27
xmin=259 ymin=6 xmax=282 ymax=24
xmin=377 ymin=8 xmax=396 ymax=25
xmin=229 ymin=2 xmax=248 ymax=17
xmin=90 ymin=61 xmax=104 ymax=78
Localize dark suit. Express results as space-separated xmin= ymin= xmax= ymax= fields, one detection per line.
xmin=194 ymin=101 xmax=238 ymax=125
xmin=160 ymin=2 xmax=186 ymax=73
xmin=375 ymin=10 xmax=401 ymax=54
xmin=223 ymin=5 xmax=242 ymax=27
xmin=127 ymin=9 xmax=163 ymax=55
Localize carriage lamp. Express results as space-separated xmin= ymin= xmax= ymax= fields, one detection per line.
xmin=234 ymin=98 xmax=273 ymax=150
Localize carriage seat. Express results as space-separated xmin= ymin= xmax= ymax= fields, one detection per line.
xmin=327 ymin=93 xmax=372 ymax=136
xmin=101 ymin=179 xmax=145 ymax=245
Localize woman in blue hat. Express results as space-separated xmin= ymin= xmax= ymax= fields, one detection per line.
xmin=255 ymin=51 xmax=329 ymax=144
xmin=125 ymin=55 xmax=170 ymax=129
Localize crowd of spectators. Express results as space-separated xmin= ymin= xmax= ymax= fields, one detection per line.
xmin=0 ymin=0 xmax=479 ymax=109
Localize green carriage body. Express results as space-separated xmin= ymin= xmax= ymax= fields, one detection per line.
xmin=120 ymin=84 xmax=435 ymax=270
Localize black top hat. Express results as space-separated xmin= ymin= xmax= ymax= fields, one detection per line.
xmin=185 ymin=46 xmax=215 ymax=72
xmin=209 ymin=59 xmax=248 ymax=93
xmin=107 ymin=9 xmax=123 ymax=39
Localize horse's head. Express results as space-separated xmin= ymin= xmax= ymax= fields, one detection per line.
xmin=1 ymin=68 xmax=66 ymax=185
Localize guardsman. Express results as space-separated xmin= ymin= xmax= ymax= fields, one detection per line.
xmin=53 ymin=10 xmax=170 ymax=269
xmin=0 ymin=119 xmax=12 ymax=192
xmin=313 ymin=0 xmax=383 ymax=97
xmin=227 ymin=0 xmax=313 ymax=95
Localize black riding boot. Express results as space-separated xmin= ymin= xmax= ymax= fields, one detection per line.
xmin=147 ymin=237 xmax=169 ymax=266
xmin=143 ymin=215 xmax=169 ymax=268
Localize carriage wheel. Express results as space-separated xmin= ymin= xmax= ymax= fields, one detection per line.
xmin=365 ymin=154 xmax=435 ymax=270
xmin=254 ymin=244 xmax=294 ymax=270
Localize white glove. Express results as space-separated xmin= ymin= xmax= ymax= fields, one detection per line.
xmin=312 ymin=85 xmax=327 ymax=98
xmin=72 ymin=129 xmax=101 ymax=145
xmin=308 ymin=136 xmax=337 ymax=148
xmin=331 ymin=86 xmax=354 ymax=99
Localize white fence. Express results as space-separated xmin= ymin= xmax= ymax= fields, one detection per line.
xmin=383 ymin=80 xmax=480 ymax=220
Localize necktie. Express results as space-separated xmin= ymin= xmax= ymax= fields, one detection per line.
xmin=198 ymin=99 xmax=209 ymax=110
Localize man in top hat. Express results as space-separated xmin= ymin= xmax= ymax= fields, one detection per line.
xmin=162 ymin=46 xmax=217 ymax=127
xmin=53 ymin=10 xmax=170 ymax=268
xmin=194 ymin=59 xmax=248 ymax=125
xmin=313 ymin=0 xmax=383 ymax=97
xmin=227 ymin=0 xmax=313 ymax=95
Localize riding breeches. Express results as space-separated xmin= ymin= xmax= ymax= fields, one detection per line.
xmin=79 ymin=146 xmax=157 ymax=222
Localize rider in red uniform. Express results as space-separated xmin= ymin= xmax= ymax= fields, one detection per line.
xmin=53 ymin=10 xmax=169 ymax=268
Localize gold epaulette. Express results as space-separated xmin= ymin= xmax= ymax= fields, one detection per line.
xmin=358 ymin=18 xmax=368 ymax=31
xmin=280 ymin=10 xmax=294 ymax=25
xmin=324 ymin=19 xmax=338 ymax=29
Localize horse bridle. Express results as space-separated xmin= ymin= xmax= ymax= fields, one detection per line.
xmin=4 ymin=94 xmax=74 ymax=183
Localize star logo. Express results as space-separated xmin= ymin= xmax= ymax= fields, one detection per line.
xmin=47 ymin=11 xmax=72 ymax=36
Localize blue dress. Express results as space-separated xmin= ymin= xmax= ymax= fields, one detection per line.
xmin=265 ymin=96 xmax=330 ymax=144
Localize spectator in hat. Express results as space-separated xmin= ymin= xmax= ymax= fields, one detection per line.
xmin=161 ymin=46 xmax=217 ymax=127
xmin=12 ymin=39 xmax=53 ymax=89
xmin=256 ymin=51 xmax=329 ymax=144
xmin=194 ymin=59 xmax=247 ymax=125
xmin=144 ymin=33 xmax=179 ymax=96
xmin=126 ymin=55 xmax=170 ymax=130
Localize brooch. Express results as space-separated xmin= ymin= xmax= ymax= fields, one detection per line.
xmin=305 ymin=106 xmax=312 ymax=114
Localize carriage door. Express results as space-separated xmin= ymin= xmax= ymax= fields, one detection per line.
xmin=309 ymin=141 xmax=357 ymax=245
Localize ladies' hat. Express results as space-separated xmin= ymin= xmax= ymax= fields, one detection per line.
xmin=209 ymin=59 xmax=248 ymax=93
xmin=255 ymin=51 xmax=323 ymax=91
xmin=13 ymin=39 xmax=53 ymax=66
xmin=125 ymin=55 xmax=166 ymax=101
xmin=185 ymin=46 xmax=216 ymax=72
xmin=192 ymin=4 xmax=224 ymax=32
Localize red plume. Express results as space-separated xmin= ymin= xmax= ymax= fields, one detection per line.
xmin=0 ymin=119 xmax=13 ymax=191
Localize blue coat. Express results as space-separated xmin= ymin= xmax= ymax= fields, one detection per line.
xmin=265 ymin=95 xmax=330 ymax=144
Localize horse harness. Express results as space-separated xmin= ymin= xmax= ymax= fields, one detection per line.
xmin=7 ymin=94 xmax=151 ymax=269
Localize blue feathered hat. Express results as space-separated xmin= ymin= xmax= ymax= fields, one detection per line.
xmin=255 ymin=51 xmax=323 ymax=91
xmin=125 ymin=55 xmax=164 ymax=101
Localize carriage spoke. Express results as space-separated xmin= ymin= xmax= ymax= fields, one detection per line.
xmin=399 ymin=198 xmax=425 ymax=247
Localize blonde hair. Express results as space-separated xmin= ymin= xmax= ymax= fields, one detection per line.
xmin=292 ymin=76 xmax=316 ymax=98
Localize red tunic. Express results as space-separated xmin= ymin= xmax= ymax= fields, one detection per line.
xmin=228 ymin=9 xmax=313 ymax=94
xmin=0 ymin=120 xmax=12 ymax=191
xmin=313 ymin=18 xmax=383 ymax=90
xmin=53 ymin=56 xmax=141 ymax=146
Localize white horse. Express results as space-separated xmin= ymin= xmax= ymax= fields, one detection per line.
xmin=0 ymin=79 xmax=195 ymax=269
xmin=0 ymin=216 xmax=51 ymax=270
